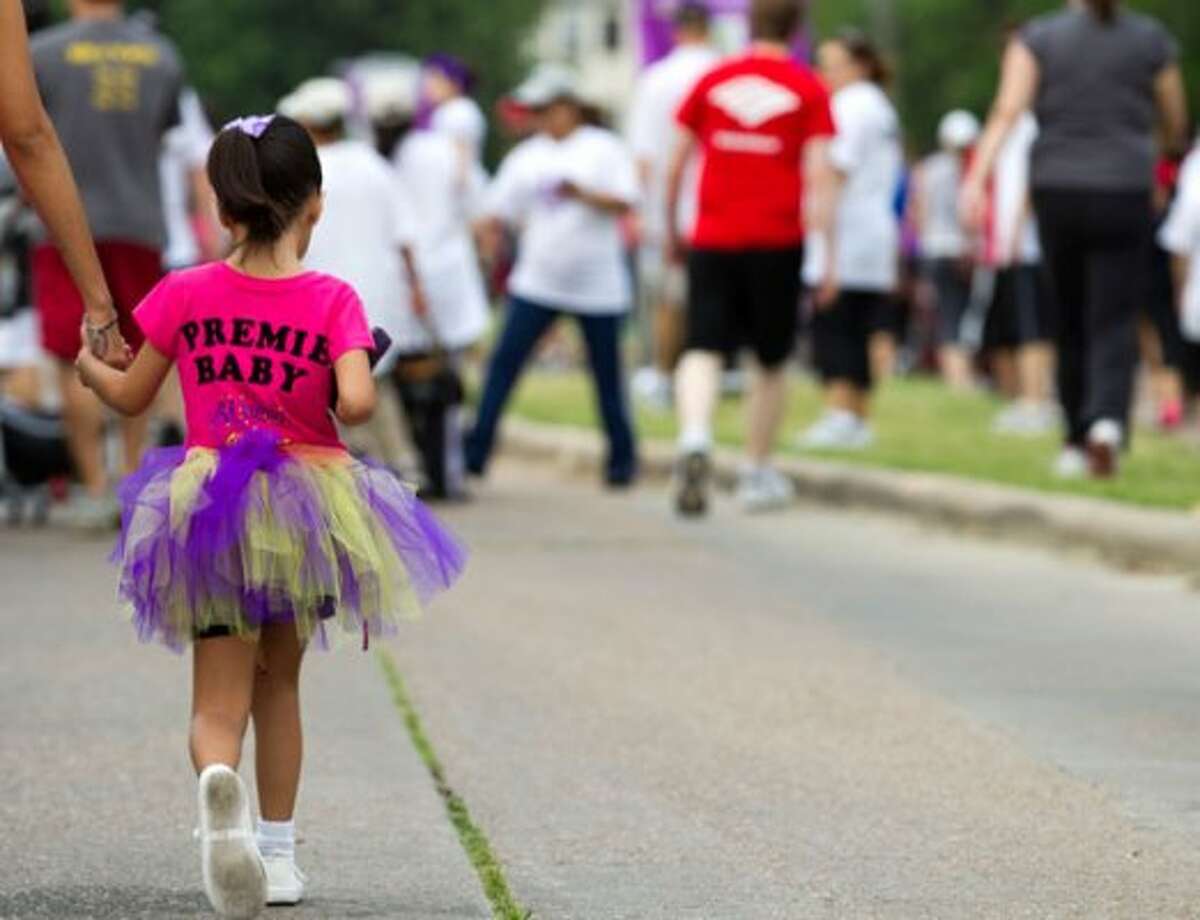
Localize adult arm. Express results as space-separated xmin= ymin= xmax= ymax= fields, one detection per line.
xmin=805 ymin=138 xmax=845 ymax=308
xmin=0 ymin=0 xmax=126 ymax=363
xmin=960 ymin=39 xmax=1039 ymax=229
xmin=1155 ymin=64 xmax=1189 ymax=159
xmin=400 ymin=245 xmax=428 ymax=317
xmin=558 ymin=179 xmax=632 ymax=216
xmin=664 ymin=128 xmax=697 ymax=264
xmin=76 ymin=338 xmax=172 ymax=416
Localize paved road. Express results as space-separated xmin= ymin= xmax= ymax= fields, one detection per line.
xmin=0 ymin=527 xmax=489 ymax=918
xmin=398 ymin=462 xmax=1200 ymax=919
xmin=5 ymin=460 xmax=1200 ymax=918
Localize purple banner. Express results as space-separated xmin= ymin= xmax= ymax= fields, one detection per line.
xmin=636 ymin=0 xmax=810 ymax=67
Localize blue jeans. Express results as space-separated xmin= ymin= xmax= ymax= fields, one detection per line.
xmin=466 ymin=297 xmax=637 ymax=484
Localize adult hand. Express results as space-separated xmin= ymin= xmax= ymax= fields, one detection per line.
xmin=82 ymin=314 xmax=132 ymax=369
xmin=814 ymin=271 xmax=840 ymax=311
xmin=958 ymin=178 xmax=987 ymax=234
xmin=411 ymin=284 xmax=430 ymax=319
xmin=666 ymin=226 xmax=688 ymax=267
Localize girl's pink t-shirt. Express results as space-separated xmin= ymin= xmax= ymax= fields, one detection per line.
xmin=135 ymin=262 xmax=374 ymax=449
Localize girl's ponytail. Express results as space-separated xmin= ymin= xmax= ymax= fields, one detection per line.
xmin=206 ymin=115 xmax=322 ymax=247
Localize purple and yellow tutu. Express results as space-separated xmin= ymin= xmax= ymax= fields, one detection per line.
xmin=113 ymin=431 xmax=466 ymax=651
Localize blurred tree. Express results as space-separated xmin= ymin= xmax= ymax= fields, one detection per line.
xmin=813 ymin=0 xmax=1200 ymax=154
xmin=119 ymin=0 xmax=547 ymax=162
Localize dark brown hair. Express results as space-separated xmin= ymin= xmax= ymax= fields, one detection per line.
xmin=674 ymin=2 xmax=711 ymax=34
xmin=831 ymin=28 xmax=891 ymax=87
xmin=1083 ymin=0 xmax=1118 ymax=23
xmin=206 ymin=115 xmax=322 ymax=247
xmin=749 ymin=0 xmax=805 ymax=43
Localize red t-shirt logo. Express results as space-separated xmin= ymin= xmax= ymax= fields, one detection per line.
xmin=677 ymin=53 xmax=835 ymax=250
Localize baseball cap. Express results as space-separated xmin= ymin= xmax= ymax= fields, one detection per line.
xmin=510 ymin=65 xmax=582 ymax=109
xmin=362 ymin=69 xmax=421 ymax=123
xmin=939 ymin=110 xmax=982 ymax=150
xmin=278 ymin=77 xmax=351 ymax=128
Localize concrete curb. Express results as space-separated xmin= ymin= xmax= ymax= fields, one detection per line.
xmin=501 ymin=417 xmax=1200 ymax=576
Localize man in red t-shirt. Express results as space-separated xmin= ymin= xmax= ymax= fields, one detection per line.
xmin=666 ymin=0 xmax=838 ymax=518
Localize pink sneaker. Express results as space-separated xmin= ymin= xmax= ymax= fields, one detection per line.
xmin=1158 ymin=399 xmax=1184 ymax=431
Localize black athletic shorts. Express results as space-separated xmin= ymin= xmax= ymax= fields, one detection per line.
xmin=984 ymin=265 xmax=1054 ymax=349
xmin=686 ymin=246 xmax=804 ymax=369
xmin=926 ymin=257 xmax=972 ymax=346
xmin=194 ymin=625 xmax=234 ymax=641
xmin=811 ymin=289 xmax=888 ymax=389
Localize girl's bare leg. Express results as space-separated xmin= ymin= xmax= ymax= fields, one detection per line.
xmin=191 ymin=636 xmax=259 ymax=772
xmin=252 ymin=624 xmax=306 ymax=821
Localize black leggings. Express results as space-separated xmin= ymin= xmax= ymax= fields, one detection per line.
xmin=1033 ymin=189 xmax=1153 ymax=446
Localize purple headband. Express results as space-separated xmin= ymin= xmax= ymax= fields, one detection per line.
xmin=223 ymin=114 xmax=275 ymax=139
xmin=424 ymin=53 xmax=475 ymax=92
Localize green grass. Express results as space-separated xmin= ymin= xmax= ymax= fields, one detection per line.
xmin=507 ymin=371 xmax=1200 ymax=512
xmin=377 ymin=649 xmax=531 ymax=920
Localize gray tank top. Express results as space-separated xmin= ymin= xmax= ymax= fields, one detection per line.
xmin=1021 ymin=7 xmax=1176 ymax=192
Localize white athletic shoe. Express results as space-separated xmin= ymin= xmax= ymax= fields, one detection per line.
xmin=1052 ymin=446 xmax=1088 ymax=480
xmin=1087 ymin=418 xmax=1122 ymax=479
xmin=263 ymin=855 xmax=306 ymax=906
xmin=630 ymin=367 xmax=673 ymax=411
xmin=197 ymin=765 xmax=267 ymax=919
xmin=798 ymin=411 xmax=874 ymax=451
xmin=720 ymin=368 xmax=747 ymax=397
xmin=737 ymin=466 xmax=796 ymax=513
xmin=49 ymin=492 xmax=120 ymax=533
xmin=993 ymin=402 xmax=1058 ymax=437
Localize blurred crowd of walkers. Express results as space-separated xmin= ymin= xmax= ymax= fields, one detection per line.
xmin=0 ymin=0 xmax=1197 ymax=527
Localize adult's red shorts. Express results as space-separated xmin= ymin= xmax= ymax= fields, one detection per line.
xmin=33 ymin=241 xmax=162 ymax=362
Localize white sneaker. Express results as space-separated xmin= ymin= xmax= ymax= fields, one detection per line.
xmin=1052 ymin=446 xmax=1088 ymax=479
xmin=720 ymin=368 xmax=746 ymax=397
xmin=798 ymin=411 xmax=873 ymax=451
xmin=994 ymin=401 xmax=1059 ymax=437
xmin=263 ymin=855 xmax=306 ymax=906
xmin=197 ymin=765 xmax=267 ymax=919
xmin=631 ymin=367 xmax=672 ymax=411
xmin=49 ymin=492 xmax=119 ymax=533
xmin=737 ymin=466 xmax=796 ymax=513
xmin=674 ymin=450 xmax=711 ymax=518
xmin=1087 ymin=418 xmax=1122 ymax=479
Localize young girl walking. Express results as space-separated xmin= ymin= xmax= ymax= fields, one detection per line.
xmin=75 ymin=114 xmax=466 ymax=919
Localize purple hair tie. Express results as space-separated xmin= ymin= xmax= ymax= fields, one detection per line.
xmin=424 ymin=53 xmax=475 ymax=93
xmin=223 ymin=114 xmax=275 ymax=139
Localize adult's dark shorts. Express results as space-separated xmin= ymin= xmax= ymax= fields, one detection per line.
xmin=685 ymin=246 xmax=804 ymax=369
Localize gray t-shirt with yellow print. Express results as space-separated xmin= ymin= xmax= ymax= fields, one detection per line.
xmin=32 ymin=18 xmax=184 ymax=250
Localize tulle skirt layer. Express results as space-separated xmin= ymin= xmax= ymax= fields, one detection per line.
xmin=114 ymin=432 xmax=466 ymax=651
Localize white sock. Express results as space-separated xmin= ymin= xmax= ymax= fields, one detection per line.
xmin=256 ymin=818 xmax=295 ymax=860
xmin=678 ymin=423 xmax=712 ymax=454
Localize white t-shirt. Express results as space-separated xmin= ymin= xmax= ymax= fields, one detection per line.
xmin=803 ymin=81 xmax=902 ymax=292
xmin=431 ymin=96 xmax=487 ymax=159
xmin=918 ymin=151 xmax=965 ymax=260
xmin=627 ymin=43 xmax=719 ymax=248
xmin=1159 ymin=148 xmax=1200 ymax=342
xmin=392 ymin=130 xmax=489 ymax=352
xmin=485 ymin=125 xmax=639 ymax=314
xmin=992 ymin=112 xmax=1040 ymax=267
xmin=159 ymin=88 xmax=213 ymax=270
xmin=304 ymin=140 xmax=414 ymax=345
